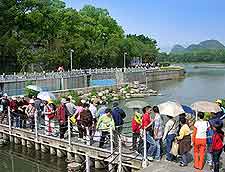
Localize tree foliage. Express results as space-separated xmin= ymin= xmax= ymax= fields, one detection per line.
xmin=0 ymin=1 xmax=159 ymax=73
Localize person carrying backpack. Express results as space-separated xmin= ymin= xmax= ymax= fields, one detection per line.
xmin=211 ymin=120 xmax=224 ymax=172
xmin=111 ymin=102 xmax=126 ymax=132
xmin=79 ymin=103 xmax=93 ymax=140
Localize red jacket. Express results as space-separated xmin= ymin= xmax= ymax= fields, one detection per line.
xmin=56 ymin=104 xmax=66 ymax=124
xmin=212 ymin=132 xmax=224 ymax=151
xmin=10 ymin=100 xmax=17 ymax=111
xmin=142 ymin=112 xmax=151 ymax=129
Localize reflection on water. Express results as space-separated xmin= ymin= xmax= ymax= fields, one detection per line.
xmin=1 ymin=64 xmax=225 ymax=171
xmin=0 ymin=144 xmax=67 ymax=172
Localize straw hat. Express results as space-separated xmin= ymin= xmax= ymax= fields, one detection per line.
xmin=216 ymin=99 xmax=222 ymax=104
xmin=48 ymin=99 xmax=53 ymax=104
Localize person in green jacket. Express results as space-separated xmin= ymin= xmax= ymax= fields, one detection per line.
xmin=96 ymin=108 xmax=115 ymax=148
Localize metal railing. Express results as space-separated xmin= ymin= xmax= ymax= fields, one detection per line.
xmin=0 ymin=67 xmax=161 ymax=82
xmin=0 ymin=106 xmax=146 ymax=171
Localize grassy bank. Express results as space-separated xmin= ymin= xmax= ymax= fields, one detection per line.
xmin=160 ymin=66 xmax=184 ymax=70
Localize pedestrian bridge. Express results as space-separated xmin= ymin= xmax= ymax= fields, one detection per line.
xmin=0 ymin=119 xmax=143 ymax=172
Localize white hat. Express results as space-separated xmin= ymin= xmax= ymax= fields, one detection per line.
xmin=61 ymin=98 xmax=66 ymax=104
xmin=20 ymin=95 xmax=25 ymax=98
xmin=12 ymin=96 xmax=17 ymax=100
xmin=68 ymin=95 xmax=73 ymax=100
xmin=29 ymin=99 xmax=35 ymax=104
xmin=81 ymin=99 xmax=86 ymax=104
xmin=3 ymin=93 xmax=8 ymax=97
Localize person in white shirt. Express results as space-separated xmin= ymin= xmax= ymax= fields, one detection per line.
xmin=89 ymin=101 xmax=97 ymax=125
xmin=192 ymin=112 xmax=209 ymax=170
xmin=65 ymin=98 xmax=76 ymax=115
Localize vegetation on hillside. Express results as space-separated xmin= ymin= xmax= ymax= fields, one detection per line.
xmin=158 ymin=49 xmax=225 ymax=63
xmin=161 ymin=40 xmax=225 ymax=63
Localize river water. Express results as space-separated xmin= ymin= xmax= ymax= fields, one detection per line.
xmin=0 ymin=63 xmax=225 ymax=172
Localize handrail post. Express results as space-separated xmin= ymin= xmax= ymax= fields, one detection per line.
xmin=34 ymin=111 xmax=38 ymax=141
xmin=118 ymin=136 xmax=122 ymax=172
xmin=86 ymin=127 xmax=90 ymax=172
xmin=8 ymin=106 xmax=12 ymax=132
xmin=68 ymin=116 xmax=71 ymax=145
xmin=110 ymin=126 xmax=113 ymax=154
xmin=109 ymin=126 xmax=113 ymax=171
xmin=143 ymin=128 xmax=147 ymax=168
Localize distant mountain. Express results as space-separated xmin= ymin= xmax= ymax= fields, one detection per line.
xmin=171 ymin=40 xmax=225 ymax=53
xmin=171 ymin=44 xmax=185 ymax=53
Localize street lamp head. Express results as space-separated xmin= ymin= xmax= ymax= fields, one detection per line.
xmin=124 ymin=52 xmax=128 ymax=55
xmin=70 ymin=49 xmax=74 ymax=53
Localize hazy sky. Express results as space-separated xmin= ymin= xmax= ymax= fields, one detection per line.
xmin=64 ymin=0 xmax=225 ymax=52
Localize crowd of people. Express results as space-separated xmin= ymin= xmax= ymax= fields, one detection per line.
xmin=131 ymin=105 xmax=225 ymax=172
xmin=0 ymin=93 xmax=224 ymax=172
xmin=0 ymin=94 xmax=127 ymax=147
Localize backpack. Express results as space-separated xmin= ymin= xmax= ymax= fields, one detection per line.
xmin=112 ymin=107 xmax=126 ymax=126
xmin=80 ymin=110 xmax=93 ymax=127
xmin=206 ymin=128 xmax=214 ymax=145
xmin=212 ymin=132 xmax=224 ymax=151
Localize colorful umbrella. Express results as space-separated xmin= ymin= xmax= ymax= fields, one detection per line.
xmin=182 ymin=105 xmax=194 ymax=115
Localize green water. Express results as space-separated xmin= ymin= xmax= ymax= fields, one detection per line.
xmin=0 ymin=144 xmax=67 ymax=172
xmin=1 ymin=63 xmax=225 ymax=172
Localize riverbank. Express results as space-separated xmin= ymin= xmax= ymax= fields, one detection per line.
xmin=51 ymin=82 xmax=160 ymax=106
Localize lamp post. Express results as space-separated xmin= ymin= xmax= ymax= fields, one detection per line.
xmin=70 ymin=49 xmax=74 ymax=71
xmin=123 ymin=52 xmax=127 ymax=71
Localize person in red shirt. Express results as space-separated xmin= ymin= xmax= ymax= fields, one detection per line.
xmin=142 ymin=106 xmax=156 ymax=161
xmin=131 ymin=108 xmax=142 ymax=150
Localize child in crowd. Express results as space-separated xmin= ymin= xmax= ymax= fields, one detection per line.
xmin=131 ymin=108 xmax=142 ymax=150
xmin=211 ymin=120 xmax=224 ymax=172
xmin=206 ymin=122 xmax=214 ymax=170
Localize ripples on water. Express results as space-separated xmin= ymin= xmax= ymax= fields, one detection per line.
xmin=0 ymin=144 xmax=67 ymax=172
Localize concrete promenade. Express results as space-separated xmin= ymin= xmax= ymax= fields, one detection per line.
xmin=141 ymin=152 xmax=225 ymax=172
